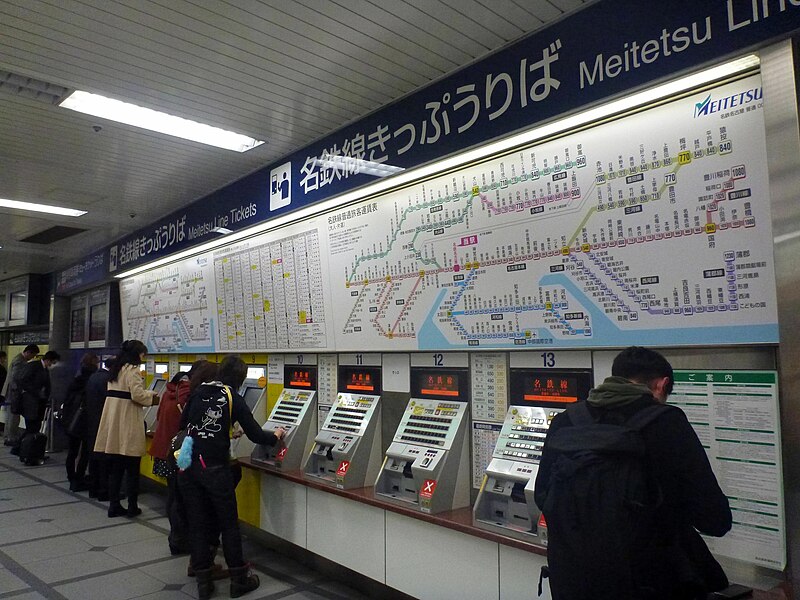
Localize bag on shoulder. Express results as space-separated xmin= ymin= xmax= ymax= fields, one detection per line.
xmin=540 ymin=402 xmax=670 ymax=600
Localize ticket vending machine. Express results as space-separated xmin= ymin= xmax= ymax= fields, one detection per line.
xmin=250 ymin=365 xmax=317 ymax=470
xmin=144 ymin=377 xmax=167 ymax=434
xmin=473 ymin=367 xmax=593 ymax=541
xmin=375 ymin=367 xmax=471 ymax=514
xmin=230 ymin=382 xmax=267 ymax=459
xmin=304 ymin=365 xmax=382 ymax=489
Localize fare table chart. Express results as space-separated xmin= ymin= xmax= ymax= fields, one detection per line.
xmin=670 ymin=370 xmax=785 ymax=570
xmin=469 ymin=352 xmax=507 ymax=488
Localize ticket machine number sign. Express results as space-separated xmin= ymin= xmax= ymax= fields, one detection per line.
xmin=337 ymin=460 xmax=350 ymax=476
xmin=277 ymin=447 xmax=288 ymax=461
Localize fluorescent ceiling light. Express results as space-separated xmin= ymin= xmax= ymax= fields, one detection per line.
xmin=60 ymin=90 xmax=265 ymax=152
xmin=314 ymin=156 xmax=404 ymax=178
xmin=0 ymin=198 xmax=86 ymax=217
xmin=115 ymin=54 xmax=758 ymax=279
xmin=211 ymin=226 xmax=233 ymax=235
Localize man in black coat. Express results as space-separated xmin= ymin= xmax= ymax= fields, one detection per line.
xmin=18 ymin=351 xmax=60 ymax=439
xmin=3 ymin=344 xmax=39 ymax=446
xmin=534 ymin=346 xmax=732 ymax=600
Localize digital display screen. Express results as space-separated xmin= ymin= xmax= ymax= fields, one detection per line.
xmin=285 ymin=365 xmax=317 ymax=390
xmin=288 ymin=369 xmax=313 ymax=387
xmin=70 ymin=308 xmax=86 ymax=342
xmin=410 ymin=368 xmax=467 ymax=401
xmin=337 ymin=366 xmax=381 ymax=394
xmin=419 ymin=372 xmax=460 ymax=397
xmin=344 ymin=370 xmax=376 ymax=392
xmin=510 ymin=369 xmax=593 ymax=407
xmin=243 ymin=387 xmax=262 ymax=411
xmin=523 ymin=375 xmax=579 ymax=403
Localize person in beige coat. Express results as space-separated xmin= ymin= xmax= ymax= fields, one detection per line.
xmin=94 ymin=339 xmax=159 ymax=518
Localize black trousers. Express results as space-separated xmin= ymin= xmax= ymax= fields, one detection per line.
xmin=178 ymin=461 xmax=245 ymax=571
xmin=108 ymin=454 xmax=141 ymax=505
xmin=66 ymin=435 xmax=89 ymax=482
xmin=89 ymin=452 xmax=110 ymax=498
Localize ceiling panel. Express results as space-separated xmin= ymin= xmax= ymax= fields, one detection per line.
xmin=0 ymin=0 xmax=591 ymax=280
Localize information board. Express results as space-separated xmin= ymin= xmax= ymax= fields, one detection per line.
xmin=671 ymin=370 xmax=784 ymax=570
xmin=121 ymin=75 xmax=778 ymax=355
xmin=327 ymin=74 xmax=778 ymax=351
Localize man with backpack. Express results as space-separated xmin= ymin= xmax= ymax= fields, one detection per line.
xmin=534 ymin=346 xmax=732 ymax=600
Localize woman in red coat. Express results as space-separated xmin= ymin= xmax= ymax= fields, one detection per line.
xmin=149 ymin=360 xmax=218 ymax=554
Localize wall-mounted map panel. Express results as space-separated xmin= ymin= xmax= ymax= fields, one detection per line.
xmin=212 ymin=220 xmax=333 ymax=352
xmin=120 ymin=255 xmax=215 ymax=353
xmin=328 ymin=74 xmax=778 ymax=351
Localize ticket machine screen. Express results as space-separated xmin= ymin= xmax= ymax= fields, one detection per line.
xmin=510 ymin=369 xmax=592 ymax=406
xmin=285 ymin=366 xmax=317 ymax=390
xmin=242 ymin=386 xmax=262 ymax=411
xmin=411 ymin=369 xmax=468 ymax=402
xmin=151 ymin=378 xmax=167 ymax=395
xmin=338 ymin=366 xmax=381 ymax=394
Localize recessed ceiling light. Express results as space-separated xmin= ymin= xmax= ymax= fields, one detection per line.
xmin=0 ymin=198 xmax=86 ymax=217
xmin=60 ymin=90 xmax=265 ymax=152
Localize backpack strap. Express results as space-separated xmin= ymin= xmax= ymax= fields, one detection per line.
xmin=624 ymin=403 xmax=672 ymax=431
xmin=222 ymin=385 xmax=234 ymax=439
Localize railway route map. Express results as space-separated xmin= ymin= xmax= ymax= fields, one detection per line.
xmin=119 ymin=255 xmax=215 ymax=353
xmin=327 ymin=74 xmax=778 ymax=351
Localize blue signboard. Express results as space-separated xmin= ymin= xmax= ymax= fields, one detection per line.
xmin=56 ymin=251 xmax=107 ymax=294
xmin=56 ymin=0 xmax=800 ymax=279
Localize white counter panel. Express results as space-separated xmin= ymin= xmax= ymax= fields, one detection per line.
xmin=385 ymin=511 xmax=499 ymax=600
xmin=307 ymin=488 xmax=386 ymax=583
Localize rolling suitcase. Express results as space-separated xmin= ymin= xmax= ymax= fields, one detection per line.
xmin=19 ymin=408 xmax=49 ymax=466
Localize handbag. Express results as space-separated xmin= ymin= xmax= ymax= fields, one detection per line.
xmin=66 ymin=404 xmax=87 ymax=437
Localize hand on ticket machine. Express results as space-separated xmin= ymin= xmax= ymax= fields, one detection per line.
xmin=275 ymin=426 xmax=287 ymax=443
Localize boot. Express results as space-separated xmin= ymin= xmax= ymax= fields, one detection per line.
xmin=229 ymin=564 xmax=259 ymax=598
xmin=107 ymin=502 xmax=126 ymax=518
xmin=195 ymin=568 xmax=215 ymax=600
xmin=126 ymin=496 xmax=141 ymax=517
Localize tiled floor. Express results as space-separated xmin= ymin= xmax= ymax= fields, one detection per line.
xmin=0 ymin=451 xmax=371 ymax=600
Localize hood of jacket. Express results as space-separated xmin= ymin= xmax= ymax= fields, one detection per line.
xmin=586 ymin=376 xmax=653 ymax=407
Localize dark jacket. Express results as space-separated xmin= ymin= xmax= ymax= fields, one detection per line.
xmin=85 ymin=368 xmax=111 ymax=452
xmin=19 ymin=360 xmax=50 ymax=422
xmin=534 ymin=377 xmax=732 ymax=598
xmin=62 ymin=367 xmax=97 ymax=437
xmin=179 ymin=382 xmax=277 ymax=465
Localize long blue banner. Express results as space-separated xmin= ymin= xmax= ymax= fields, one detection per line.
xmin=56 ymin=0 xmax=800 ymax=292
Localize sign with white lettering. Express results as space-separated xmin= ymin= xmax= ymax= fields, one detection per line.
xmin=59 ymin=0 xmax=800 ymax=278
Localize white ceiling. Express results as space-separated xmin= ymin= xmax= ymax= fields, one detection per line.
xmin=0 ymin=0 xmax=589 ymax=280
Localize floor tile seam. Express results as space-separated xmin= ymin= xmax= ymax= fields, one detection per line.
xmin=0 ymin=547 xmax=70 ymax=600
xmin=0 ymin=520 xmax=165 ymax=548
xmin=0 ymin=482 xmax=52 ymax=491
xmin=46 ymin=555 xmax=182 ymax=587
xmin=246 ymin=557 xmax=318 ymax=589
xmin=0 ymin=588 xmax=37 ymax=599
xmin=0 ymin=455 xmax=174 ymax=539
xmin=0 ymin=500 xmax=82 ymax=516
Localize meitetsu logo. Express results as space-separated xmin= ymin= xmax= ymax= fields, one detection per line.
xmin=694 ymin=88 xmax=763 ymax=118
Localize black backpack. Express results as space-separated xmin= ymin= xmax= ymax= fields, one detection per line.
xmin=540 ymin=401 xmax=671 ymax=600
